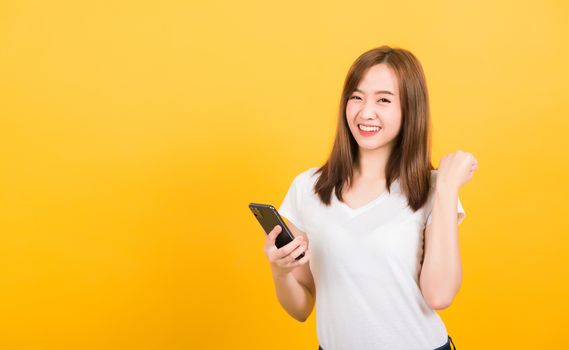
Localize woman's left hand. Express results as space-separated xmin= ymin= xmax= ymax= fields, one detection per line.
xmin=436 ymin=150 xmax=479 ymax=192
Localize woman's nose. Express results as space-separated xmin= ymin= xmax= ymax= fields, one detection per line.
xmin=361 ymin=100 xmax=377 ymax=119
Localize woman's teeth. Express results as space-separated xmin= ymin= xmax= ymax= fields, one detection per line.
xmin=358 ymin=124 xmax=381 ymax=132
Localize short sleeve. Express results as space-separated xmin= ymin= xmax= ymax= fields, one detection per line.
xmin=278 ymin=173 xmax=307 ymax=232
xmin=426 ymin=195 xmax=466 ymax=226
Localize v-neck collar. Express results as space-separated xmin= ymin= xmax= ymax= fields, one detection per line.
xmin=334 ymin=178 xmax=400 ymax=216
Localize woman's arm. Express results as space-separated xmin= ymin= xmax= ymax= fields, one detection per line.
xmin=419 ymin=150 xmax=477 ymax=309
xmin=269 ymin=220 xmax=316 ymax=322
xmin=419 ymin=150 xmax=478 ymax=309
xmin=419 ymin=185 xmax=462 ymax=310
xmin=271 ymin=264 xmax=315 ymax=322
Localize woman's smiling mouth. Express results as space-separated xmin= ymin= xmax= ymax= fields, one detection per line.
xmin=358 ymin=124 xmax=381 ymax=136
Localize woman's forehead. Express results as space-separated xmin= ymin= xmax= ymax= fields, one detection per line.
xmin=357 ymin=64 xmax=398 ymax=93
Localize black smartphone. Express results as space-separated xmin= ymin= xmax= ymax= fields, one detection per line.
xmin=248 ymin=202 xmax=305 ymax=260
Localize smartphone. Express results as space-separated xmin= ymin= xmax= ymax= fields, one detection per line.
xmin=248 ymin=202 xmax=305 ymax=260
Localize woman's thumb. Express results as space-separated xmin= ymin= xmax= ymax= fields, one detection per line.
xmin=268 ymin=225 xmax=282 ymax=242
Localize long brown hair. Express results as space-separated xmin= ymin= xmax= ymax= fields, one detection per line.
xmin=313 ymin=45 xmax=434 ymax=212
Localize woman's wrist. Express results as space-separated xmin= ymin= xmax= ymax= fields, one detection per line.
xmin=270 ymin=264 xmax=292 ymax=279
xmin=435 ymin=180 xmax=459 ymax=197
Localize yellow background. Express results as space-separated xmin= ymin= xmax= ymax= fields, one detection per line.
xmin=1 ymin=0 xmax=568 ymax=348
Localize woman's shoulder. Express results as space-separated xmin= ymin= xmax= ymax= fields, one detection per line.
xmin=300 ymin=167 xmax=320 ymax=182
xmin=291 ymin=167 xmax=320 ymax=189
xmin=291 ymin=166 xmax=319 ymax=179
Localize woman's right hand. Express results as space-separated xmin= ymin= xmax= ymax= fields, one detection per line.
xmin=263 ymin=225 xmax=311 ymax=277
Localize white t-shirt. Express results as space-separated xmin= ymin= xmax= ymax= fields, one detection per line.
xmin=278 ymin=167 xmax=465 ymax=350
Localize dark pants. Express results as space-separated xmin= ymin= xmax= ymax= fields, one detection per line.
xmin=318 ymin=335 xmax=456 ymax=350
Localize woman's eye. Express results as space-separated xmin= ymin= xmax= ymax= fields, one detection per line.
xmin=377 ymin=98 xmax=391 ymax=103
xmin=349 ymin=96 xmax=362 ymax=100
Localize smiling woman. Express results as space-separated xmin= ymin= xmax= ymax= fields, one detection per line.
xmin=315 ymin=46 xmax=433 ymax=212
xmin=262 ymin=45 xmax=474 ymax=350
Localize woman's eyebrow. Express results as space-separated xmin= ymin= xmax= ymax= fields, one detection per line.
xmin=354 ymin=88 xmax=394 ymax=95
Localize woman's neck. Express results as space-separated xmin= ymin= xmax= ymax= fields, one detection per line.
xmin=355 ymin=147 xmax=391 ymax=181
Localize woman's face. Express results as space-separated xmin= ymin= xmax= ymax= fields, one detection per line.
xmin=345 ymin=63 xmax=402 ymax=152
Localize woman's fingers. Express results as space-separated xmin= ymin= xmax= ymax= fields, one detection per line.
xmin=275 ymin=239 xmax=307 ymax=264
xmin=263 ymin=225 xmax=311 ymax=272
xmin=291 ymin=248 xmax=311 ymax=267
xmin=265 ymin=236 xmax=303 ymax=262
xmin=291 ymin=243 xmax=308 ymax=262
xmin=274 ymin=236 xmax=304 ymax=259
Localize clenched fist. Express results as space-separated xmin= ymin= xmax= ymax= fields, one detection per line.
xmin=436 ymin=150 xmax=479 ymax=192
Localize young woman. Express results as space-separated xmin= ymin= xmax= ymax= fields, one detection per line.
xmin=263 ymin=45 xmax=478 ymax=350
